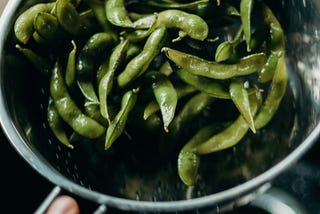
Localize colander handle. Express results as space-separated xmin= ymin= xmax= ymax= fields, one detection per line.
xmin=34 ymin=186 xmax=107 ymax=214
xmin=250 ymin=187 xmax=307 ymax=214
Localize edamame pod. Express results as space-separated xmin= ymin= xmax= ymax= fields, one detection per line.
xmin=159 ymin=60 xmax=173 ymax=76
xmin=261 ymin=3 xmax=285 ymax=52
xmin=146 ymin=0 xmax=209 ymax=9
xmin=143 ymin=101 xmax=160 ymax=121
xmin=32 ymin=31 xmax=47 ymax=45
xmin=215 ymin=41 xmax=233 ymax=63
xmin=146 ymin=71 xmax=178 ymax=132
xmin=65 ymin=40 xmax=77 ymax=88
xmin=34 ymin=12 xmax=65 ymax=41
xmin=195 ymin=89 xmax=262 ymax=154
xmin=132 ymin=14 xmax=157 ymax=29
xmin=117 ymin=27 xmax=167 ymax=88
xmin=254 ymin=56 xmax=287 ymax=129
xmin=240 ymin=0 xmax=254 ymax=51
xmin=105 ymin=0 xmax=134 ymax=28
xmin=229 ymin=78 xmax=255 ymax=133
xmin=215 ymin=26 xmax=243 ymax=62
xmin=155 ymin=9 xmax=208 ymax=41
xmin=14 ymin=2 xmax=55 ymax=44
xmin=50 ymin=62 xmax=106 ymax=139
xmin=178 ymin=121 xmax=232 ymax=186
xmin=84 ymin=99 xmax=108 ymax=126
xmin=176 ymin=69 xmax=230 ymax=99
xmin=47 ymin=97 xmax=73 ymax=149
xmin=258 ymin=52 xmax=280 ymax=83
xmin=15 ymin=44 xmax=51 ymax=75
xmin=163 ymin=47 xmax=267 ymax=80
xmin=55 ymin=0 xmax=81 ymax=35
xmin=99 ymin=39 xmax=129 ymax=123
xmin=105 ymin=90 xmax=138 ymax=149
xmin=159 ymin=93 xmax=216 ymax=155
xmin=254 ymin=3 xmax=287 ymax=129
xmin=85 ymin=0 xmax=117 ymax=40
xmin=178 ymin=124 xmax=216 ymax=186
xmin=143 ymin=84 xmax=196 ymax=120
xmin=77 ymin=32 xmax=115 ymax=104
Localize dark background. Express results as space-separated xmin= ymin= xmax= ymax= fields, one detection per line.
xmin=0 ymin=129 xmax=99 ymax=213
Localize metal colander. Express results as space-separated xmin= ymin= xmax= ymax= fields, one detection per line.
xmin=1 ymin=0 xmax=320 ymax=213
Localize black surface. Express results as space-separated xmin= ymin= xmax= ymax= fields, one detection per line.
xmin=0 ymin=130 xmax=97 ymax=213
xmin=1 ymin=136 xmax=53 ymax=213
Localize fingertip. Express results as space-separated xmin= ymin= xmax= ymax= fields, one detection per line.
xmin=46 ymin=195 xmax=80 ymax=214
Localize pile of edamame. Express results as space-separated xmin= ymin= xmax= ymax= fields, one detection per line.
xmin=13 ymin=0 xmax=287 ymax=186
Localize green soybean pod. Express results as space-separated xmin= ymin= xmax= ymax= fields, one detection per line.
xmin=249 ymin=26 xmax=268 ymax=52
xmin=96 ymin=57 xmax=110 ymax=84
xmin=156 ymin=9 xmax=208 ymax=41
xmin=128 ymin=12 xmax=147 ymax=21
xmin=176 ymin=69 xmax=230 ymax=99
xmin=55 ymin=0 xmax=81 ymax=35
xmin=229 ymin=78 xmax=255 ymax=133
xmin=34 ymin=12 xmax=66 ymax=41
xmin=124 ymin=43 xmax=142 ymax=61
xmin=240 ymin=0 xmax=254 ymax=51
xmin=15 ymin=44 xmax=51 ymax=75
xmin=143 ymin=84 xmax=196 ymax=120
xmin=14 ymin=2 xmax=55 ymax=44
xmin=258 ymin=52 xmax=280 ymax=83
xmin=128 ymin=105 xmax=162 ymax=134
xmin=32 ymin=31 xmax=47 ymax=45
xmin=261 ymin=3 xmax=285 ymax=52
xmin=122 ymin=29 xmax=148 ymax=42
xmin=47 ymin=97 xmax=73 ymax=149
xmin=215 ymin=41 xmax=233 ymax=63
xmin=146 ymin=71 xmax=178 ymax=132
xmin=117 ymin=27 xmax=167 ymax=88
xmin=254 ymin=3 xmax=287 ymax=129
xmin=215 ymin=26 xmax=243 ymax=62
xmin=105 ymin=0 xmax=134 ymax=28
xmin=84 ymin=0 xmax=117 ymax=40
xmin=178 ymin=123 xmax=225 ymax=186
xmin=146 ymin=0 xmax=209 ymax=9
xmin=189 ymin=2 xmax=239 ymax=18
xmin=159 ymin=93 xmax=216 ymax=155
xmin=254 ymin=56 xmax=287 ymax=130
xmin=159 ymin=60 xmax=173 ymax=76
xmin=99 ymin=38 xmax=129 ymax=123
xmin=195 ymin=89 xmax=262 ymax=155
xmin=77 ymin=9 xmax=101 ymax=36
xmin=50 ymin=62 xmax=105 ymax=139
xmin=132 ymin=14 xmax=157 ymax=29
xmin=143 ymin=101 xmax=160 ymax=121
xmin=84 ymin=100 xmax=108 ymax=126
xmin=65 ymin=40 xmax=77 ymax=88
xmin=163 ymin=47 xmax=267 ymax=80
xmin=105 ymin=90 xmax=138 ymax=150
xmin=76 ymin=32 xmax=115 ymax=104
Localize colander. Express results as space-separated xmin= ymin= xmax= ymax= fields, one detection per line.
xmin=1 ymin=0 xmax=320 ymax=213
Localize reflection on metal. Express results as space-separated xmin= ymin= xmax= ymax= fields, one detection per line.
xmin=93 ymin=204 xmax=107 ymax=214
xmin=34 ymin=186 xmax=62 ymax=214
xmin=251 ymin=188 xmax=307 ymax=214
